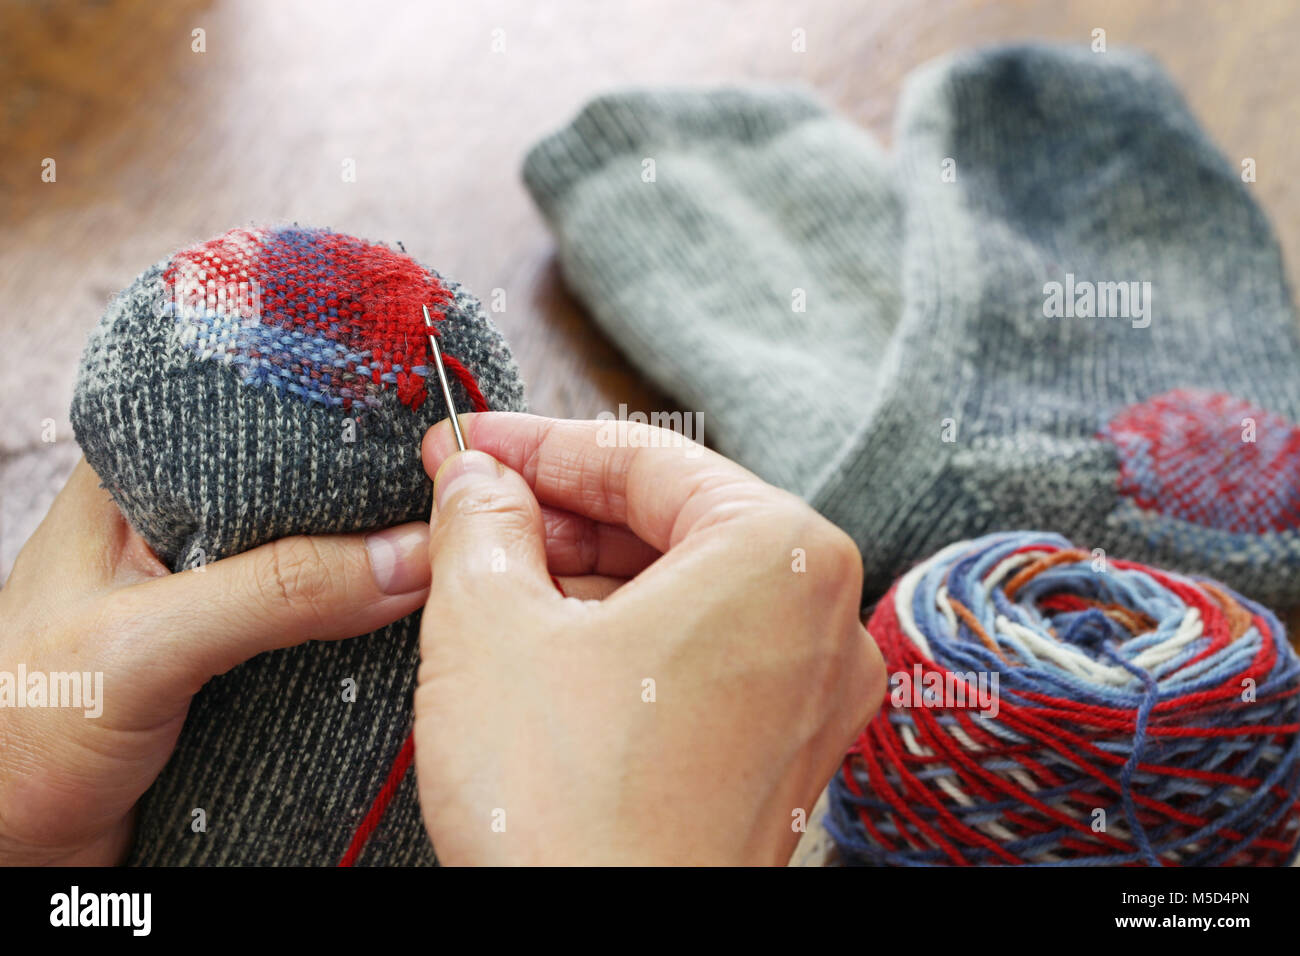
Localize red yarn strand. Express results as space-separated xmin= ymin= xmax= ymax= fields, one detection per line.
xmin=338 ymin=732 xmax=416 ymax=867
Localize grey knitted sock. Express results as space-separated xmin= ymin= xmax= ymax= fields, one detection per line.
xmin=524 ymin=46 xmax=1300 ymax=607
xmin=525 ymin=88 xmax=902 ymax=495
xmin=71 ymin=225 xmax=526 ymax=865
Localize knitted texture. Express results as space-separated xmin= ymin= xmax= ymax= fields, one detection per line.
xmin=525 ymin=87 xmax=902 ymax=496
xmin=828 ymin=531 xmax=1300 ymax=866
xmin=523 ymin=46 xmax=1300 ymax=608
xmin=164 ymin=226 xmax=453 ymax=410
xmin=71 ymin=225 xmax=526 ymax=865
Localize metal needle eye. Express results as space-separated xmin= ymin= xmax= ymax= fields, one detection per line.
xmin=423 ymin=303 xmax=468 ymax=452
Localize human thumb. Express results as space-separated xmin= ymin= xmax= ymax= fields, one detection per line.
xmin=429 ymin=449 xmax=556 ymax=601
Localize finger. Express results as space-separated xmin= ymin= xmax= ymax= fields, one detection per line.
xmin=8 ymin=458 xmax=166 ymax=593
xmin=551 ymin=574 xmax=628 ymax=601
xmin=539 ymin=505 xmax=661 ymax=578
xmin=117 ymin=522 xmax=432 ymax=687
xmin=423 ymin=412 xmax=784 ymax=553
xmin=429 ymin=450 xmax=557 ymax=604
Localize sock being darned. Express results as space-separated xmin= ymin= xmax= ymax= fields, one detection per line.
xmin=71 ymin=225 xmax=526 ymax=865
xmin=524 ymin=46 xmax=1300 ymax=608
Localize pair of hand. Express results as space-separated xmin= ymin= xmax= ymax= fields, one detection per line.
xmin=0 ymin=413 xmax=884 ymax=866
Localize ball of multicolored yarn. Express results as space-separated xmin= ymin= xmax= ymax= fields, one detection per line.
xmin=827 ymin=531 xmax=1300 ymax=866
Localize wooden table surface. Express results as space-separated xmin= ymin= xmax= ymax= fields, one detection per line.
xmin=3 ymin=0 xmax=1299 ymax=574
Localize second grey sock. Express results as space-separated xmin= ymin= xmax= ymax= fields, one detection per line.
xmin=525 ymin=47 xmax=1300 ymax=608
xmin=525 ymin=88 xmax=903 ymax=496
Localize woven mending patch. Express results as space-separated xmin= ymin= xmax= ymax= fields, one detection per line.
xmin=1102 ymin=389 xmax=1300 ymax=534
xmin=161 ymin=225 xmax=450 ymax=411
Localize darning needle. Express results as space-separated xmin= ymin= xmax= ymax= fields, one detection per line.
xmin=423 ymin=303 xmax=468 ymax=452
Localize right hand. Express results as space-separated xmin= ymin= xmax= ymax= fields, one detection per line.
xmin=415 ymin=413 xmax=886 ymax=865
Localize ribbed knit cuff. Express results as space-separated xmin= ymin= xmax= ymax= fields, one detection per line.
xmin=523 ymin=87 xmax=831 ymax=217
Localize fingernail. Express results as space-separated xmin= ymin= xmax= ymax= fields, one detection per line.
xmin=365 ymin=523 xmax=431 ymax=594
xmin=433 ymin=450 xmax=503 ymax=510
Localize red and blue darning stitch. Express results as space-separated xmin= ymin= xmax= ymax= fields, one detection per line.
xmin=161 ymin=225 xmax=478 ymax=411
xmin=1103 ymin=388 xmax=1300 ymax=535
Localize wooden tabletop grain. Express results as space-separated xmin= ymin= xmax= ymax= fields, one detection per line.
xmin=3 ymin=0 xmax=1299 ymax=572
